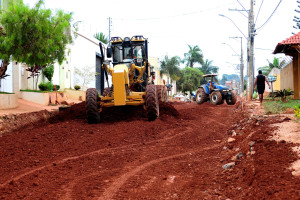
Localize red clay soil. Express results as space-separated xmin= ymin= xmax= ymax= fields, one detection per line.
xmin=0 ymin=101 xmax=299 ymax=199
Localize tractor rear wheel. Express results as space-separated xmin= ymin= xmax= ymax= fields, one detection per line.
xmin=196 ymin=88 xmax=207 ymax=104
xmin=86 ymin=88 xmax=100 ymax=124
xmin=210 ymin=91 xmax=222 ymax=105
xmin=226 ymin=91 xmax=237 ymax=105
xmin=146 ymin=84 xmax=159 ymax=121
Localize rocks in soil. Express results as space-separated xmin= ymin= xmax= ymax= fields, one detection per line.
xmin=222 ymin=162 xmax=235 ymax=170
xmin=249 ymin=141 xmax=255 ymax=147
xmin=228 ymin=138 xmax=236 ymax=143
xmin=231 ymin=153 xmax=243 ymax=161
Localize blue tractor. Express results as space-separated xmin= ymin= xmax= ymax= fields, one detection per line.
xmin=196 ymin=74 xmax=237 ymax=105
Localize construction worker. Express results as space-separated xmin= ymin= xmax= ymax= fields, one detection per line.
xmin=254 ymin=70 xmax=271 ymax=106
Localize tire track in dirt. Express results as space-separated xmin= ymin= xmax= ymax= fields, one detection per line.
xmin=0 ymin=126 xmax=193 ymax=188
xmin=59 ymin=126 xmax=195 ymax=199
xmin=98 ymin=144 xmax=221 ymax=200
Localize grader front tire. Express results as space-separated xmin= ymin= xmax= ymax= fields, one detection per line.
xmin=146 ymin=84 xmax=159 ymax=121
xmin=86 ymin=88 xmax=100 ymax=124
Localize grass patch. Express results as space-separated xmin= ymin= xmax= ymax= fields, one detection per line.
xmin=20 ymin=89 xmax=48 ymax=93
xmin=0 ymin=92 xmax=14 ymax=94
xmin=263 ymin=99 xmax=300 ymax=115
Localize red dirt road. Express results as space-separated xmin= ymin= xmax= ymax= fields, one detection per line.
xmin=0 ymin=102 xmax=299 ymax=199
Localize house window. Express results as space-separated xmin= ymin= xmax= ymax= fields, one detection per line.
xmin=66 ymin=72 xmax=68 ymax=79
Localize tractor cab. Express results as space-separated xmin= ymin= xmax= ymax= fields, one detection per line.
xmin=106 ymin=36 xmax=152 ymax=92
xmin=107 ymin=36 xmax=148 ymax=68
xmin=202 ymin=74 xmax=218 ymax=93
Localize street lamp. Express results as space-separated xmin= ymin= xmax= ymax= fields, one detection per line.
xmin=222 ymin=42 xmax=240 ymax=56
xmin=219 ymin=14 xmax=247 ymax=40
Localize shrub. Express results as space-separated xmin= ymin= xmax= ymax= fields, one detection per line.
xmin=268 ymin=89 xmax=294 ymax=101
xmin=38 ymin=82 xmax=48 ymax=91
xmin=42 ymin=64 xmax=54 ymax=82
xmin=38 ymin=82 xmax=54 ymax=91
xmin=53 ymin=85 xmax=60 ymax=91
xmin=74 ymin=85 xmax=81 ymax=90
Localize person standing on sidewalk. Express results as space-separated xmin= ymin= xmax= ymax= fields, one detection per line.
xmin=254 ymin=70 xmax=271 ymax=106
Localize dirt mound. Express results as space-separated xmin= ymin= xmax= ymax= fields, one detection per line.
xmin=0 ymin=110 xmax=55 ymax=136
xmin=49 ymin=102 xmax=86 ymax=123
xmin=219 ymin=115 xmax=300 ymax=199
xmin=50 ymin=101 xmax=179 ymax=123
xmin=159 ymin=102 xmax=180 ymax=117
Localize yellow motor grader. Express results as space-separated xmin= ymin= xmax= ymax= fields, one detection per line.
xmin=86 ymin=36 xmax=167 ymax=123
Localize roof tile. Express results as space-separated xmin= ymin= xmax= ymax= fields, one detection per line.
xmin=279 ymin=32 xmax=300 ymax=45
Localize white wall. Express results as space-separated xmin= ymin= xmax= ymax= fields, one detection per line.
xmin=70 ymin=32 xmax=104 ymax=90
xmin=0 ymin=61 xmax=13 ymax=93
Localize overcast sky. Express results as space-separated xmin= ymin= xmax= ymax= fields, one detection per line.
xmin=24 ymin=0 xmax=298 ymax=76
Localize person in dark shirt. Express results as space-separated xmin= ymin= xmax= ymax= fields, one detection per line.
xmin=254 ymin=70 xmax=271 ymax=106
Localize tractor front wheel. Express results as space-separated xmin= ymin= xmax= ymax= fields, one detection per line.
xmin=86 ymin=88 xmax=100 ymax=124
xmin=210 ymin=91 xmax=222 ymax=105
xmin=226 ymin=91 xmax=237 ymax=105
xmin=196 ymin=88 xmax=207 ymax=104
xmin=146 ymin=84 xmax=159 ymax=121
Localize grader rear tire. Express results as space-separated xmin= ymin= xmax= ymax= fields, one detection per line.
xmin=86 ymin=88 xmax=100 ymax=124
xmin=156 ymin=85 xmax=163 ymax=102
xmin=146 ymin=84 xmax=159 ymax=121
xmin=210 ymin=91 xmax=222 ymax=105
xmin=163 ymin=86 xmax=168 ymax=102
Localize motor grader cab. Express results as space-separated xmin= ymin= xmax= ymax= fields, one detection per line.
xmin=86 ymin=35 xmax=168 ymax=123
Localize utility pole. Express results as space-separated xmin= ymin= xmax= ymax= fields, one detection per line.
xmin=246 ymin=0 xmax=255 ymax=100
xmin=108 ymin=17 xmax=112 ymax=41
xmin=230 ymin=37 xmax=244 ymax=96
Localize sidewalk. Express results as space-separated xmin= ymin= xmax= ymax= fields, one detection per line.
xmin=0 ymin=99 xmax=59 ymax=116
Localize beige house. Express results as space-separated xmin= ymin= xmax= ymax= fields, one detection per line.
xmin=149 ymin=57 xmax=176 ymax=95
xmin=273 ymin=32 xmax=300 ymax=99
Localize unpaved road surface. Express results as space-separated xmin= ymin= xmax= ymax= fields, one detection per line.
xmin=0 ymin=102 xmax=299 ymax=199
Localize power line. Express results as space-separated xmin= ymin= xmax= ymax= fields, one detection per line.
xmin=236 ymin=0 xmax=247 ymax=12
xmin=256 ymin=0 xmax=282 ymax=31
xmin=114 ymin=1 xmax=235 ymax=21
xmin=255 ymin=0 xmax=264 ymax=24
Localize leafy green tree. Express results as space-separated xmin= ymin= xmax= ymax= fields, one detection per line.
xmin=160 ymin=55 xmax=181 ymax=84
xmin=177 ymin=67 xmax=203 ymax=93
xmin=0 ymin=0 xmax=72 ymax=89
xmin=183 ymin=45 xmax=204 ymax=67
xmin=198 ymin=59 xmax=219 ymax=74
xmin=94 ymin=32 xmax=109 ymax=44
xmin=42 ymin=64 xmax=54 ymax=82
xmin=258 ymin=57 xmax=286 ymax=75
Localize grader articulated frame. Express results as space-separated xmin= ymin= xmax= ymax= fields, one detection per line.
xmin=86 ymin=36 xmax=167 ymax=123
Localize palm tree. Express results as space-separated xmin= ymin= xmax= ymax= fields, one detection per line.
xmin=93 ymin=32 xmax=109 ymax=44
xmin=183 ymin=45 xmax=204 ymax=67
xmin=160 ymin=55 xmax=181 ymax=84
xmin=198 ymin=59 xmax=219 ymax=75
xmin=258 ymin=57 xmax=286 ymax=75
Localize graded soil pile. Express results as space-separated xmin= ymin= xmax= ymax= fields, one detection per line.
xmin=0 ymin=101 xmax=299 ymax=199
